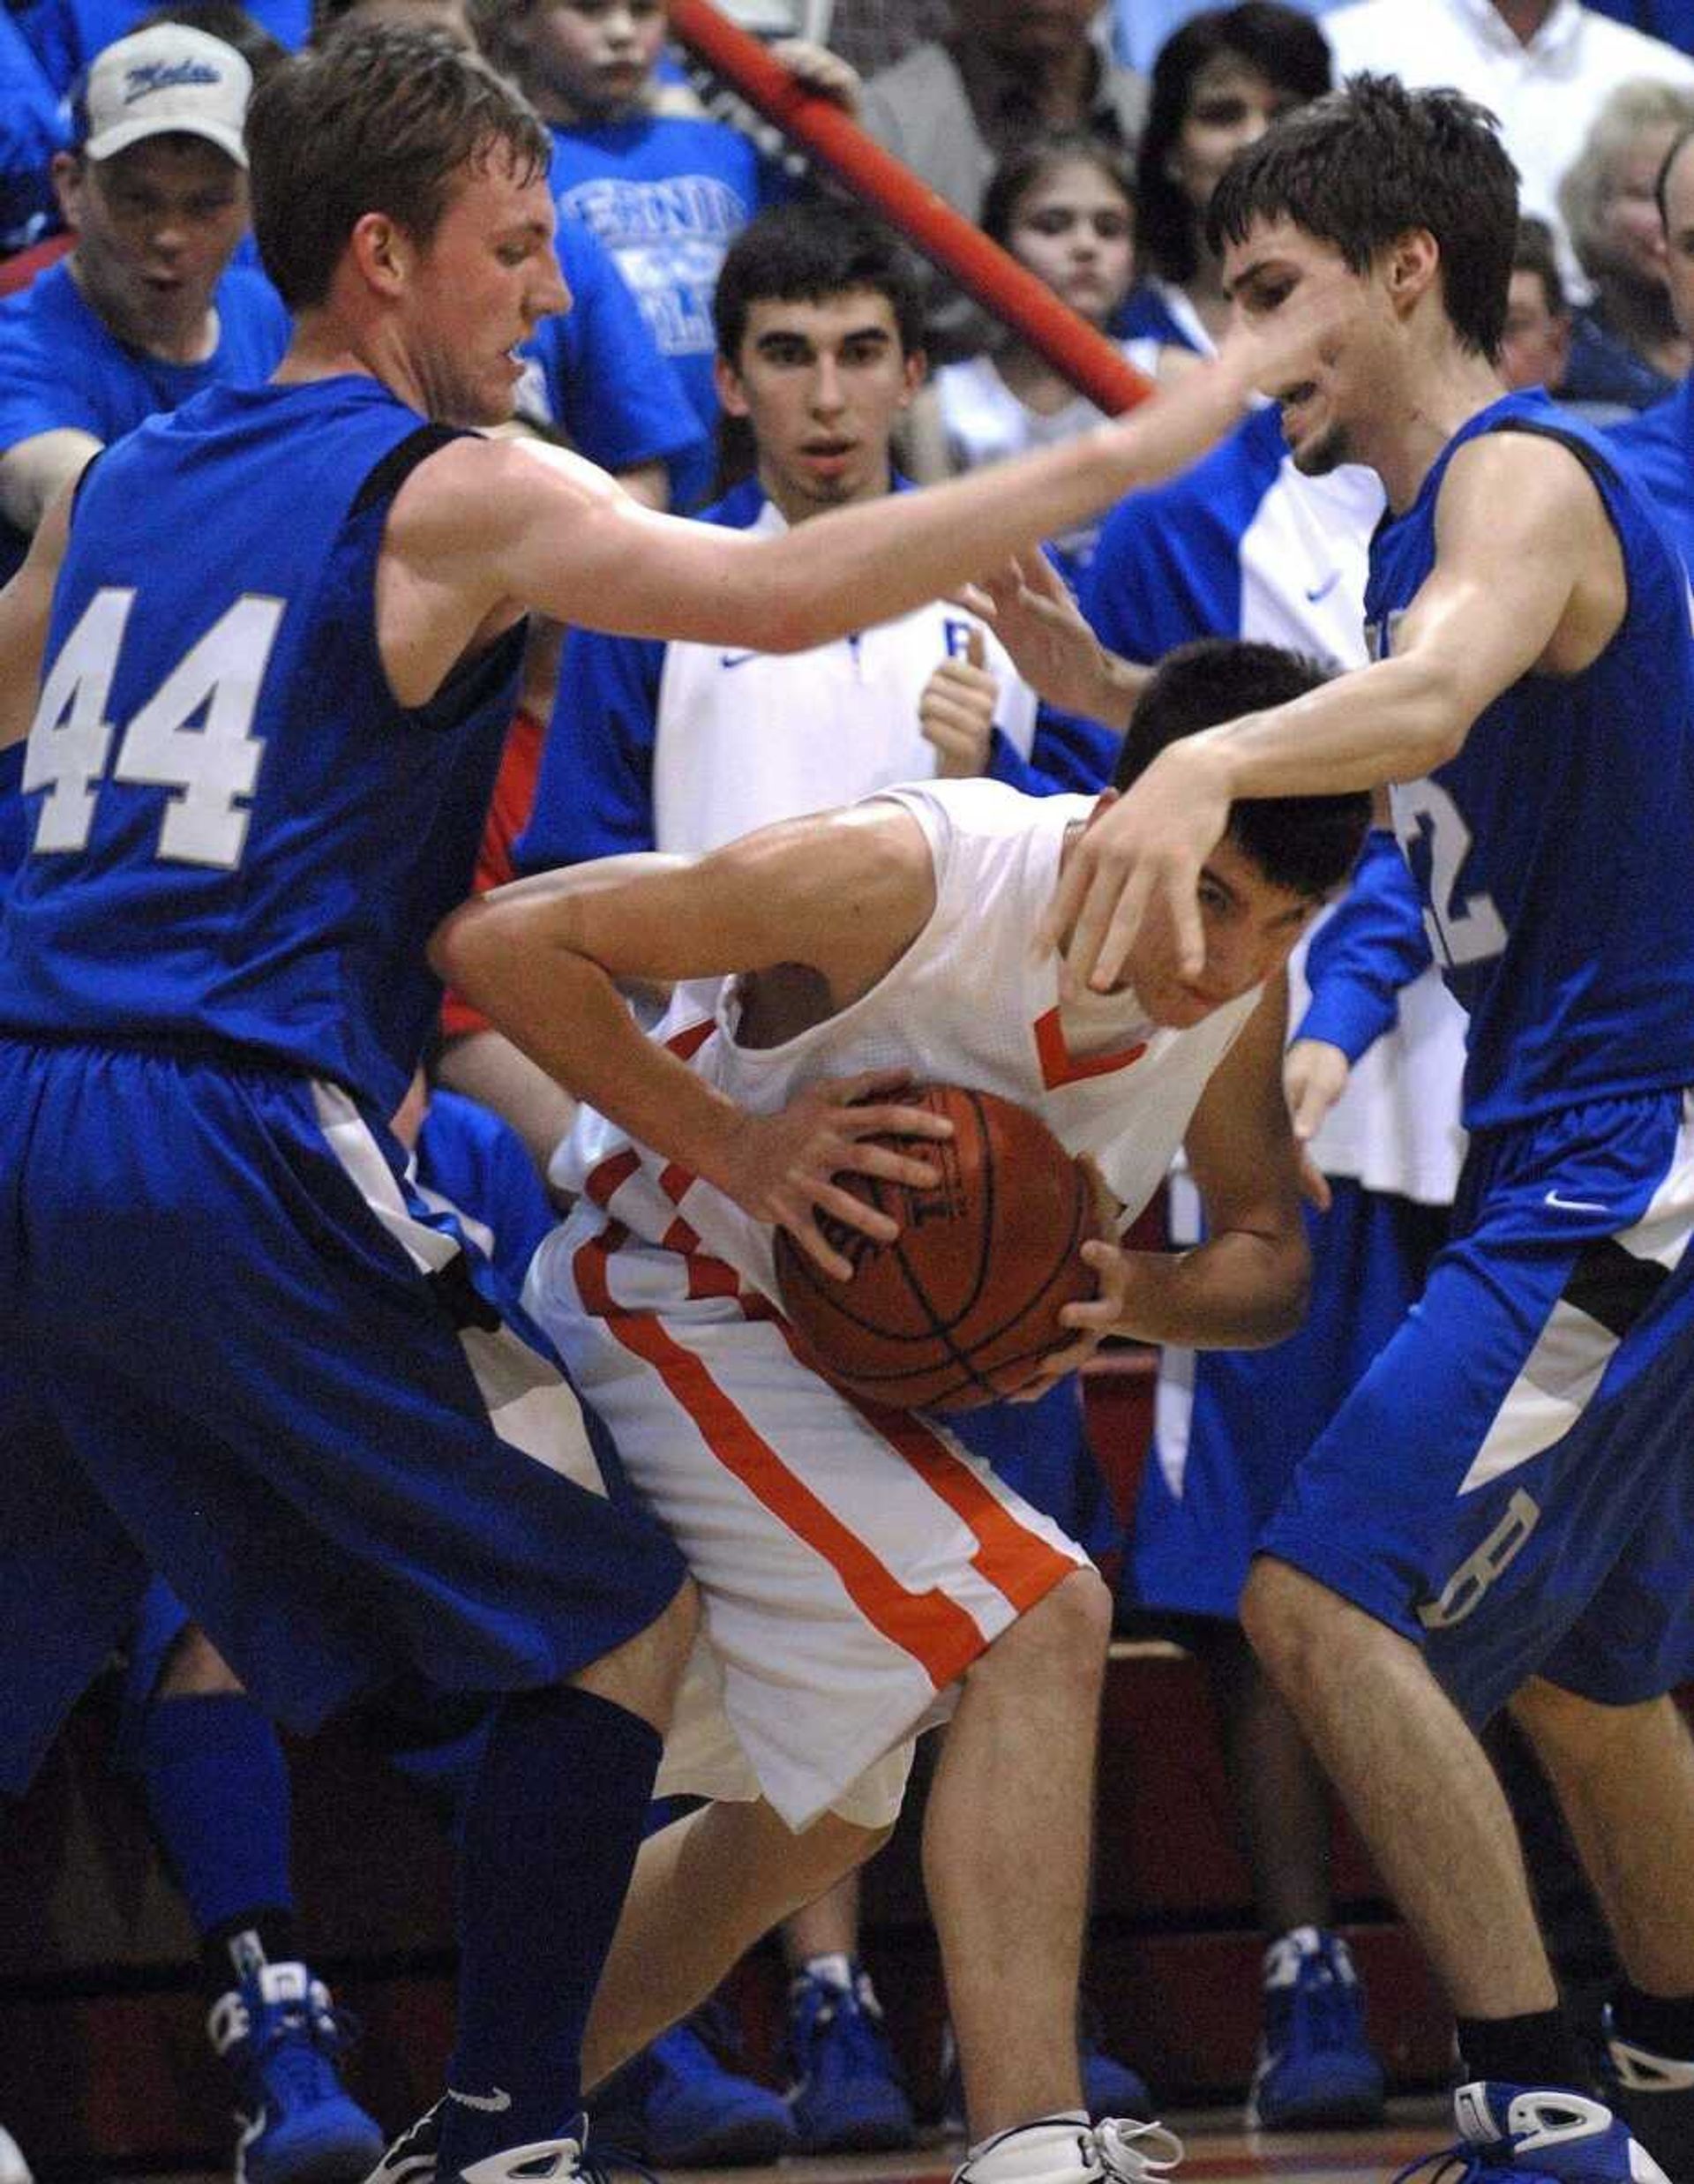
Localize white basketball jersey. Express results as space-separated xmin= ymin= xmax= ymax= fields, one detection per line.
xmin=552 ymin=777 xmax=1259 ymax=1307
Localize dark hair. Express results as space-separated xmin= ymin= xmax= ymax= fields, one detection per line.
xmin=1656 ymin=117 xmax=1694 ymax=228
xmin=979 ymin=130 xmax=1136 ymax=251
xmin=246 ymin=23 xmax=551 ymax=309
xmin=1207 ymin=74 xmax=1518 ymax=359
xmin=1511 ymin=214 xmax=1567 ymax=319
xmin=1114 ymin=639 xmax=1368 ymax=898
xmin=713 ymin=199 xmax=926 ymax=362
xmin=1136 ymin=3 xmax=1331 ymax=287
xmin=133 ymin=0 xmax=289 ymax=80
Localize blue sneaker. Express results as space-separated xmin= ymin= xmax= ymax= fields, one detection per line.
xmin=1393 ymin=2082 xmax=1670 ymax=2182
xmin=940 ymin=2011 xmax=1151 ymax=2136
xmin=209 ymin=1961 xmax=385 ymax=2184
xmin=1246 ymin=1927 xmax=1386 ymax=2130
xmin=1601 ymin=2014 xmax=1694 ymax=2184
xmin=786 ymin=1961 xmax=915 ymax=2153
xmin=594 ymin=2010 xmax=797 ymax=2168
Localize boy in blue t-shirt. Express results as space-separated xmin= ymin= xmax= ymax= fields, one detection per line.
xmin=487 ymin=0 xmax=859 ymax=506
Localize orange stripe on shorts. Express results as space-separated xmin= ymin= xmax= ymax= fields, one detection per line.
xmin=603 ymin=1310 xmax=989 ymax=1690
xmin=847 ymin=1397 xmax=1078 ymax=1614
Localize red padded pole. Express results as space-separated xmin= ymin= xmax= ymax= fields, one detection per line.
xmin=666 ymin=0 xmax=1158 ymax=417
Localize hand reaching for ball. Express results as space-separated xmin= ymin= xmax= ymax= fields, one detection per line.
xmin=718 ymin=1070 xmax=953 ymax=1281
xmin=1008 ymin=1157 xmax=1131 ymax=1401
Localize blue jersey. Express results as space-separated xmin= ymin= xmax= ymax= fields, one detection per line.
xmin=0 ymin=375 xmax=521 ymax=1115
xmin=1368 ymin=389 xmax=1694 ymax=1129
xmin=0 ymin=12 xmax=61 ymax=250
xmin=0 ymin=259 xmax=290 ymax=582
xmin=19 ymin=0 xmax=307 ymax=92
xmin=517 ymin=214 xmax=708 ymax=488
xmin=548 ymin=116 xmax=783 ymax=503
xmin=1608 ymin=371 xmax=1694 ymax=577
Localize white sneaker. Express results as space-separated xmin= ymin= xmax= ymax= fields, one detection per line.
xmin=460 ymin=2138 xmax=586 ymax=2184
xmin=953 ymin=2115 xmax=1183 ymax=2184
xmin=0 ymin=2127 xmax=30 ymax=2184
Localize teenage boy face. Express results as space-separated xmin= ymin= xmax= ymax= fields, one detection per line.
xmin=715 ymin=289 xmax=924 ymax=520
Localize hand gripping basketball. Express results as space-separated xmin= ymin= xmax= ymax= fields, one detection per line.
xmin=718 ymin=1070 xmax=956 ymax=1282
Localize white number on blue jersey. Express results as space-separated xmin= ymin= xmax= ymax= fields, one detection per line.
xmin=24 ymin=589 xmax=283 ymax=867
xmin=1390 ymin=777 xmax=1508 ymax=971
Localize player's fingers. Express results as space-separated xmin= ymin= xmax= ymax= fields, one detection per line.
xmin=823 ymin=1068 xmax=917 ymax=1108
xmin=1298 ymin=1147 xmax=1332 ymax=1212
xmin=842 ymin=1096 xmax=954 ymax=1140
xmin=1067 ymin=851 xmax=1143 ymax=991
xmin=813 ymin=1177 xmax=899 ymax=1244
xmin=965 ymin=624 xmax=986 ymax=670
xmin=846 ymin=1139 xmax=942 ymax=1190
xmin=1035 ymin=837 xmax=1092 ymax=958
xmin=785 ymin=1212 xmax=856 ymax=1282
xmin=1076 ymin=1155 xmax=1121 ymax=1241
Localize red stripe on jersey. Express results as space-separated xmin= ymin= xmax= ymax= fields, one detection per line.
xmin=849 ymin=1398 xmax=1077 ymax=1613
xmin=584 ymin=1146 xmax=641 ymax=1209
xmin=659 ymin=1160 xmax=698 ymax=1205
xmin=572 ymin=1218 xmax=628 ymax=1318
xmin=667 ymin=1018 xmax=716 ymax=1061
xmin=1033 ymin=1005 xmax=1146 ymax=1090
xmin=602 ymin=1312 xmax=988 ymax=1688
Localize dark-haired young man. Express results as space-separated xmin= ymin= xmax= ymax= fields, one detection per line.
xmin=1046 ymin=72 xmax=1694 ymax=2184
xmin=0 ymin=22 xmax=1327 ymax=2181
xmin=437 ymin=638 xmax=1367 ymax=2184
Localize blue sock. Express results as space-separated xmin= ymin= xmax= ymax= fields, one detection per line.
xmin=441 ymin=1685 xmax=662 ymax=2168
xmin=138 ymin=1692 xmax=295 ymax=1940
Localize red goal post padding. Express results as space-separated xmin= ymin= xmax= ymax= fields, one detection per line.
xmin=667 ymin=0 xmax=1158 ymax=419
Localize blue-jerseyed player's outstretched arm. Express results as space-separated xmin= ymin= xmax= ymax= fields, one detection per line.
xmin=1041 ymin=426 xmax=1630 ymax=995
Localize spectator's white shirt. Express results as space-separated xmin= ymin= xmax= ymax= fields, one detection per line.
xmin=1323 ymin=0 xmax=1694 ymax=256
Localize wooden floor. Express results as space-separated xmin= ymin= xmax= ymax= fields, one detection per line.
xmin=124 ymin=2098 xmax=1453 ymax=2184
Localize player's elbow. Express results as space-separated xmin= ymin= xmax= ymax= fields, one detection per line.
xmin=429 ymin=896 xmax=490 ymax=992
xmin=1248 ymin=1228 xmax=1311 ymax=1347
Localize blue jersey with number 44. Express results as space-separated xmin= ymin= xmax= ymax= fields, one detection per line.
xmin=0 ymin=376 xmax=521 ymax=1116
xmin=1367 ymin=389 xmax=1694 ymax=1131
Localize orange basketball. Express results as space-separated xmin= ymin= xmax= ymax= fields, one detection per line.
xmin=773 ymin=1084 xmax=1097 ymax=1413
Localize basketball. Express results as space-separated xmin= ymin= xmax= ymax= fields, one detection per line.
xmin=773 ymin=1084 xmax=1098 ymax=1413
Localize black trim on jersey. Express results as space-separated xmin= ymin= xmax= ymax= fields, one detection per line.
xmin=427 ymin=1249 xmax=504 ymax=1335
xmin=350 ymin=422 xmax=462 ymax=518
xmin=1563 ymin=1236 xmax=1668 ymax=1342
xmin=67 ymin=447 xmax=104 ymax=523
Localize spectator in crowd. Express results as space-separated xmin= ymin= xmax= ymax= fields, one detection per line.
xmin=860 ymin=0 xmax=1148 ymax=358
xmin=0 ymin=21 xmax=289 ymax=582
xmin=1121 ymin=3 xmax=1331 ymax=356
xmin=909 ymin=131 xmax=1194 ymax=585
xmin=1501 ymin=214 xmax=1576 ymax=394
xmin=1558 ymin=75 xmax=1694 ymax=411
xmin=0 ymin=19 xmax=65 ymax=253
xmin=19 ymin=0 xmax=306 ymax=96
xmin=476 ymin=0 xmax=859 ymax=507
xmin=1321 ymin=0 xmax=1694 ymax=255
xmin=1609 ymin=118 xmax=1694 ymax=565
xmin=1111 ymin=0 xmax=1333 ymax=70
xmin=824 ymin=0 xmax=952 ymax=76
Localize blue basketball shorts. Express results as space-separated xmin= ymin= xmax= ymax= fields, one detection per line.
xmin=0 ymin=1039 xmax=686 ymax=1797
xmin=1261 ymin=1089 xmax=1694 ymax=1720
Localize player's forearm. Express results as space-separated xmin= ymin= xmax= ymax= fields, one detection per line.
xmin=0 ymin=429 xmax=102 ymax=537
xmin=1113 ymin=1228 xmax=1309 ymax=1350
xmin=431 ymin=897 xmax=746 ymax=1190
xmin=745 ymin=364 xmax=1256 ymax=653
xmin=1196 ymin=652 xmax=1469 ymax=802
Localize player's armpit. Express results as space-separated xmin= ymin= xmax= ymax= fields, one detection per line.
xmin=0 ymin=484 xmax=71 ymax=751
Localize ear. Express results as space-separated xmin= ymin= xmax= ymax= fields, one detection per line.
xmin=896 ymin=347 xmax=926 ymax=407
xmin=1384 ymin=227 xmax=1440 ymax=318
xmin=50 ymin=150 xmax=85 ymax=232
xmin=347 ymin=209 xmax=414 ymax=297
xmin=714 ymin=349 xmax=752 ymax=418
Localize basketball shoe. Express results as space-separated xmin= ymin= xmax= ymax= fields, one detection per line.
xmin=1601 ymin=2014 xmax=1694 ymax=2184
xmin=1246 ymin=1926 xmax=1386 ymax=2129
xmin=363 ymin=2106 xmax=610 ymax=2184
xmin=1394 ymin=2083 xmax=1671 ymax=2182
xmin=785 ymin=1956 xmax=915 ymax=2152
xmin=952 ymin=2115 xmax=1181 ymax=2184
xmin=593 ymin=2009 xmax=796 ymax=2166
xmin=0 ymin=2124 xmax=31 ymax=2184
xmin=209 ymin=1960 xmax=384 ymax=2184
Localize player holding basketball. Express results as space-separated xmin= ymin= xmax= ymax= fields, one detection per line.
xmin=1037 ymin=73 xmax=1694 ymax=2184
xmin=0 ymin=19 xmax=1350 ymax=2180
xmin=433 ymin=639 xmax=1369 ymax=2184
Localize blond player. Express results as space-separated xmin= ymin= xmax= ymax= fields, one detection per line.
xmin=433 ymin=639 xmax=1368 ymax=2184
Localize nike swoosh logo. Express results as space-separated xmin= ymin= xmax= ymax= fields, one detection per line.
xmin=1544 ymin=1190 xmax=1610 ymax=1214
xmin=447 ymin=2085 xmax=514 ymax=2113
xmin=1305 ymin=571 xmax=1340 ymax=603
xmin=719 ymin=651 xmax=761 ymax=669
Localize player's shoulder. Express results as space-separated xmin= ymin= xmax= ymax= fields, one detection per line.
xmin=1438 ymin=406 xmax=1621 ymax=534
xmin=882 ymin=776 xmax=1085 ymax=844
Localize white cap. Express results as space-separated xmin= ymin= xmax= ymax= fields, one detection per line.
xmin=79 ymin=25 xmax=252 ymax=169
